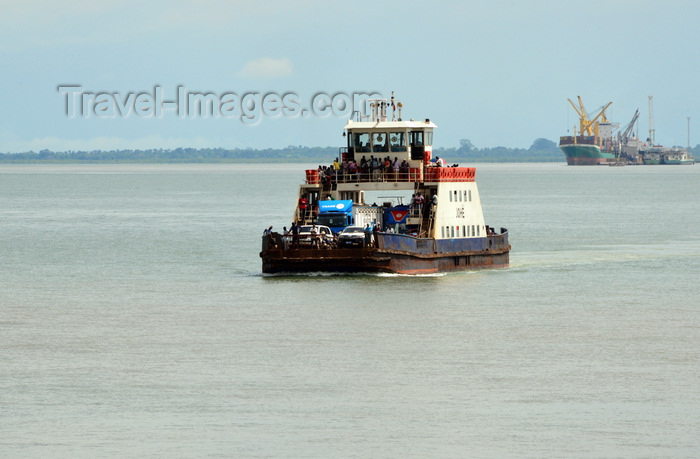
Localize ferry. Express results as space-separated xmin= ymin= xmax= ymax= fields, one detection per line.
xmin=260 ymin=93 xmax=511 ymax=274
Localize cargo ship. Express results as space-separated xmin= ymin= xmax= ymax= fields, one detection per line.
xmin=560 ymin=95 xmax=694 ymax=165
xmin=260 ymin=94 xmax=510 ymax=275
xmin=559 ymin=96 xmax=619 ymax=165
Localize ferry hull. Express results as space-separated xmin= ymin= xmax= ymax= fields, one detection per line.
xmin=261 ymin=231 xmax=510 ymax=275
xmin=261 ymin=247 xmax=510 ymax=274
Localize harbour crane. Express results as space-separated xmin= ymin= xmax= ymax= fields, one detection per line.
xmin=617 ymin=109 xmax=640 ymax=146
xmin=568 ymin=96 xmax=613 ymax=137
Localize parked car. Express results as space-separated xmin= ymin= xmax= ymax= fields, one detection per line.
xmin=337 ymin=226 xmax=368 ymax=248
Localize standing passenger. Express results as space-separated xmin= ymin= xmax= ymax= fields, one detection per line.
xmin=310 ymin=224 xmax=319 ymax=248
xmin=298 ymin=195 xmax=308 ymax=222
xmin=392 ymin=157 xmax=400 ymax=180
xmin=400 ymin=159 xmax=409 ymax=180
xmin=372 ymin=156 xmax=381 ymax=181
xmin=291 ymin=223 xmax=300 ymax=248
xmin=414 ymin=193 xmax=425 ymax=216
xmin=282 ymin=226 xmax=289 ymax=249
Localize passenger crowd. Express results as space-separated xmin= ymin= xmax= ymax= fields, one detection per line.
xmin=315 ymin=154 xmax=451 ymax=186
xmin=317 ymin=156 xmax=412 ymax=185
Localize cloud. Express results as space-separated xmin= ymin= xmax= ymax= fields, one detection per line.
xmin=237 ymin=57 xmax=293 ymax=79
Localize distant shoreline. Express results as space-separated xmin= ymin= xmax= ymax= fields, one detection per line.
xmin=0 ymin=144 xmax=565 ymax=164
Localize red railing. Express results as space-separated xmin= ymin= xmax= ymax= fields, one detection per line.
xmin=423 ymin=167 xmax=476 ymax=182
xmin=305 ymin=166 xmax=475 ymax=185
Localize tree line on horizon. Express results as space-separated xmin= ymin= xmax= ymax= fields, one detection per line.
xmin=2 ymin=138 xmax=698 ymax=163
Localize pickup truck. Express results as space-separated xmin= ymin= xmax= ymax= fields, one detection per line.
xmin=295 ymin=225 xmax=334 ymax=248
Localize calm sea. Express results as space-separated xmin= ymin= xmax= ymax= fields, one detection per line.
xmin=1 ymin=163 xmax=698 ymax=457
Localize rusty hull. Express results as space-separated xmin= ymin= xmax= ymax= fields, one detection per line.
xmin=260 ymin=232 xmax=510 ymax=275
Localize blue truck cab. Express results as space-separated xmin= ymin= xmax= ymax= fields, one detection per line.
xmin=316 ymin=200 xmax=354 ymax=234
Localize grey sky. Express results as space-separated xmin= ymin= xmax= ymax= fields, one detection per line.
xmin=1 ymin=0 xmax=698 ymax=152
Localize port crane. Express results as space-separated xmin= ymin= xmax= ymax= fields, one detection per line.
xmin=617 ymin=109 xmax=640 ymax=146
xmin=568 ymin=96 xmax=612 ymax=137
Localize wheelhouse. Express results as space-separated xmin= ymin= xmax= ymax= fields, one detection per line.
xmin=342 ymin=97 xmax=437 ymax=167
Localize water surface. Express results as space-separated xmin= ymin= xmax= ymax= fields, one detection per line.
xmin=1 ymin=163 xmax=698 ymax=457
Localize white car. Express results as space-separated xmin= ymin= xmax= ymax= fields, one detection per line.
xmin=337 ymin=226 xmax=369 ymax=248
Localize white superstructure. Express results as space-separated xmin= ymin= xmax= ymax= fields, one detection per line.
xmin=296 ymin=93 xmax=487 ymax=240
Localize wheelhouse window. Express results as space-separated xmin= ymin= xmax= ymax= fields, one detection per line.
xmin=372 ymin=132 xmax=388 ymax=152
xmin=409 ymin=131 xmax=424 ymax=160
xmin=317 ymin=214 xmax=349 ymax=227
xmin=426 ymin=131 xmax=433 ymax=146
xmin=389 ymin=132 xmax=406 ymax=152
xmin=353 ymin=132 xmax=371 ymax=152
xmin=410 ymin=131 xmax=424 ymax=147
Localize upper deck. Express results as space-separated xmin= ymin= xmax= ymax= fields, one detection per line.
xmin=301 ymin=95 xmax=477 ymax=190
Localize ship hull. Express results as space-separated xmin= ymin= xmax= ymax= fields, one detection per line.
xmin=662 ymin=157 xmax=695 ymax=165
xmin=559 ymin=144 xmax=616 ymax=165
xmin=261 ymin=231 xmax=510 ymax=275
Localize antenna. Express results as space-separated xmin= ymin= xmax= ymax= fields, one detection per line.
xmin=648 ymin=96 xmax=655 ymax=145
